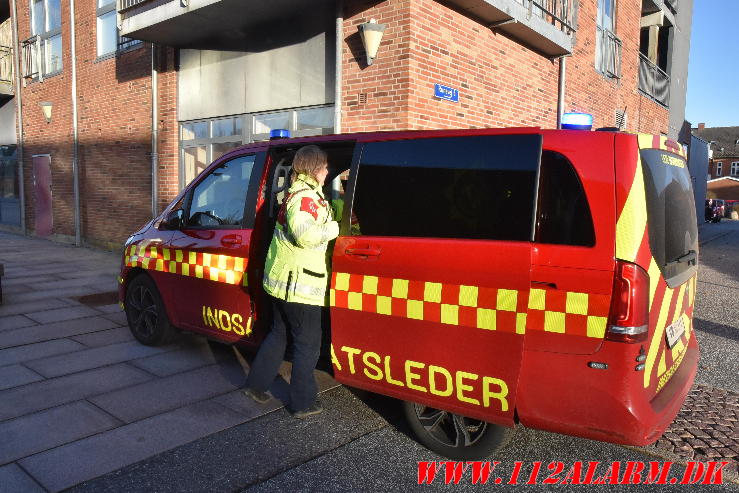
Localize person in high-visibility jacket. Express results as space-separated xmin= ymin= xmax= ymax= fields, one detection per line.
xmin=244 ymin=145 xmax=339 ymax=418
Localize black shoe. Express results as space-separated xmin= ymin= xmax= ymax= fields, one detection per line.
xmin=291 ymin=402 xmax=324 ymax=419
xmin=243 ymin=387 xmax=272 ymax=404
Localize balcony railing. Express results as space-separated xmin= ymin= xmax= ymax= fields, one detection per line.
xmin=21 ymin=35 xmax=41 ymax=81
xmin=118 ymin=0 xmax=154 ymax=12
xmin=596 ymin=26 xmax=622 ymax=79
xmin=0 ymin=46 xmax=13 ymax=86
xmin=517 ymin=0 xmax=577 ymax=34
xmin=638 ymin=52 xmax=670 ymax=106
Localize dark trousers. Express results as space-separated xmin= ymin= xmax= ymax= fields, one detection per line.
xmin=246 ymin=295 xmax=322 ymax=411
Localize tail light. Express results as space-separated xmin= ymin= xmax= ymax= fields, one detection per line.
xmin=606 ymin=260 xmax=650 ymax=343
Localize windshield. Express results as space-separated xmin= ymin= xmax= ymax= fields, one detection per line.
xmin=640 ymin=149 xmax=698 ymax=286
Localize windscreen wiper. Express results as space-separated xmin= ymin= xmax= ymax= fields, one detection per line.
xmin=666 ymin=250 xmax=696 ymax=267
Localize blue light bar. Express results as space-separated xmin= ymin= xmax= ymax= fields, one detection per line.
xmin=561 ymin=112 xmax=593 ymax=131
xmin=270 ymin=129 xmax=290 ymax=140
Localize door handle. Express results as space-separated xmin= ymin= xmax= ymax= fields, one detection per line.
xmin=531 ymin=280 xmax=557 ymax=289
xmin=221 ymin=235 xmax=242 ymax=246
xmin=345 ymin=247 xmax=381 ymax=257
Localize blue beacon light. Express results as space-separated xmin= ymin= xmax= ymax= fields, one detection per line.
xmin=561 ymin=112 xmax=593 ymax=131
xmin=270 ymin=129 xmax=290 ymax=140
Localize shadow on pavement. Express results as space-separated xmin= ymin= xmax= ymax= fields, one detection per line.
xmin=693 ymin=317 xmax=739 ymax=343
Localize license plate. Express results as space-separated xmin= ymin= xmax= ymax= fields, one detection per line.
xmin=665 ymin=317 xmax=686 ymax=348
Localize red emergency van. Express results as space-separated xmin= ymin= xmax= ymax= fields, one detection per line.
xmin=119 ymin=126 xmax=699 ymax=459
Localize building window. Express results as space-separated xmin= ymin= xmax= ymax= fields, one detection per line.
xmin=179 ymin=106 xmax=334 ymax=188
xmin=716 ymin=162 xmax=722 ymax=176
xmin=595 ymin=0 xmax=622 ymax=78
xmin=30 ymin=0 xmax=62 ymax=76
xmin=97 ymin=0 xmax=141 ymax=57
xmin=731 ymin=162 xmax=739 ymax=177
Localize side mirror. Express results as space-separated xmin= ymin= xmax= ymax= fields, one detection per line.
xmin=161 ymin=209 xmax=184 ymax=230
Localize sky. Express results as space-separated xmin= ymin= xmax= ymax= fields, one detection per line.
xmin=684 ymin=0 xmax=739 ymax=128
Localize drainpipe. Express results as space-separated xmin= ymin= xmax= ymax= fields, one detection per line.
xmin=10 ymin=0 xmax=25 ymax=234
xmin=556 ymin=56 xmax=566 ymax=129
xmin=70 ymin=0 xmax=81 ymax=245
xmin=151 ymin=44 xmax=158 ymax=218
xmin=333 ymin=0 xmax=343 ymax=133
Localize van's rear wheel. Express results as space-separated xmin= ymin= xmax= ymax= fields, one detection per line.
xmin=125 ymin=274 xmax=176 ymax=346
xmin=403 ymin=401 xmax=513 ymax=459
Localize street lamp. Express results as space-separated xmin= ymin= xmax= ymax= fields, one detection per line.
xmin=358 ymin=18 xmax=386 ymax=66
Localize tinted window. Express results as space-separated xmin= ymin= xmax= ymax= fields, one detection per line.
xmin=535 ymin=151 xmax=595 ymax=246
xmin=187 ymin=155 xmax=256 ymax=228
xmin=352 ymin=135 xmax=541 ymax=241
xmin=640 ymin=149 xmax=698 ymax=283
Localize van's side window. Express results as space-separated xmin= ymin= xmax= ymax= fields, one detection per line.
xmin=186 ymin=154 xmax=256 ymax=228
xmin=535 ymin=151 xmax=595 ymax=247
xmin=352 ymin=135 xmax=541 ymax=241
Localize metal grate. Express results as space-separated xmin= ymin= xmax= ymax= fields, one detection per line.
xmin=615 ymin=109 xmax=627 ymax=131
xmin=359 ymin=93 xmax=368 ymax=104
xmin=518 ymin=0 xmax=577 ymax=33
xmin=596 ymin=27 xmax=622 ymax=79
xmin=21 ymin=35 xmax=41 ymax=81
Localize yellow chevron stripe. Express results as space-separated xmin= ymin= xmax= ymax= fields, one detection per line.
xmin=616 ymin=141 xmax=649 ymax=262
xmin=644 ymin=287 xmax=673 ymax=388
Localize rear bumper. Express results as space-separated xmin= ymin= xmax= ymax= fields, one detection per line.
xmin=516 ymin=336 xmax=699 ymax=446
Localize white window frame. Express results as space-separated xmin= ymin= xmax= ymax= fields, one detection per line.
xmin=96 ymin=0 xmax=141 ymax=58
xmin=30 ymin=0 xmax=62 ymax=77
xmin=731 ymin=161 xmax=739 ymax=177
xmin=716 ymin=162 xmax=722 ymax=177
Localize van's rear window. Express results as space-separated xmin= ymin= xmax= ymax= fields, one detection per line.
xmin=640 ymin=149 xmax=698 ymax=284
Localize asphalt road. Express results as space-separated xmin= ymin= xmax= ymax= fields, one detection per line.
xmin=68 ymin=220 xmax=739 ymax=492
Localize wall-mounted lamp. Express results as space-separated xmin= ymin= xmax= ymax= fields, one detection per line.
xmin=39 ymin=101 xmax=53 ymax=123
xmin=358 ymin=18 xmax=386 ymax=66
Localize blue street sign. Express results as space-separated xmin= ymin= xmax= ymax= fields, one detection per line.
xmin=434 ymin=84 xmax=459 ymax=102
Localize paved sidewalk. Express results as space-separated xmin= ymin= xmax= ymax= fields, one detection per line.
xmin=0 ymin=232 xmax=338 ymax=492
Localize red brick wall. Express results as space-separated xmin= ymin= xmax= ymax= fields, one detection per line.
xmin=341 ymin=0 xmax=669 ymax=134
xmin=17 ymin=0 xmax=177 ymax=248
xmin=708 ymin=158 xmax=739 ymax=179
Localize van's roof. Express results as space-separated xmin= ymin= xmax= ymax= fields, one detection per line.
xmin=233 ymin=127 xmax=686 ymax=159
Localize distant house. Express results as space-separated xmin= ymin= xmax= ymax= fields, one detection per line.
xmin=706 ymin=177 xmax=739 ymax=201
xmin=693 ymin=125 xmax=739 ymax=179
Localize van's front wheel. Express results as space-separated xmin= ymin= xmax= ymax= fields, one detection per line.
xmin=403 ymin=401 xmax=513 ymax=459
xmin=125 ymin=274 xmax=176 ymax=346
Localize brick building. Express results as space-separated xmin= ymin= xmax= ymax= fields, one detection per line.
xmin=693 ymin=124 xmax=739 ymax=181
xmin=2 ymin=0 xmax=693 ymax=248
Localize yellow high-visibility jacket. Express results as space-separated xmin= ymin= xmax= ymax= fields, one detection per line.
xmin=263 ymin=174 xmax=339 ymax=306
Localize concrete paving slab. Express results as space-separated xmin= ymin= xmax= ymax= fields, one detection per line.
xmin=28 ymin=276 xmax=117 ymax=292
xmin=0 ymin=298 xmax=69 ymax=317
xmin=0 ymin=463 xmax=45 ymax=493
xmin=19 ymin=400 xmax=244 ymax=492
xmin=55 ymin=270 xmax=120 ymax=280
xmin=0 ymin=364 xmax=152 ymax=421
xmin=0 ymin=339 xmax=86 ymax=366
xmin=2 ymin=284 xmax=32 ymax=295
xmin=100 ymin=311 xmax=127 ymax=326
xmin=23 ymin=341 xmax=176 ymax=378
xmin=90 ymin=363 xmax=247 ymax=423
xmin=0 ymin=316 xmax=120 ymax=349
xmin=71 ymin=326 xmax=134 ymax=348
xmin=0 ymin=275 xmax=60 ymax=287
xmin=0 ymin=401 xmax=121 ymax=465
xmin=0 ymin=365 xmax=43 ymax=391
xmin=128 ymin=340 xmax=227 ymax=377
xmin=0 ymin=314 xmax=37 ymax=332
xmin=67 ymin=387 xmax=390 ymax=493
xmin=94 ymin=304 xmax=123 ymax=314
xmin=25 ymin=305 xmax=102 ymax=325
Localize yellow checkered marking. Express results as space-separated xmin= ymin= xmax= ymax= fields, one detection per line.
xmin=330 ymin=272 xmax=609 ymax=338
xmin=124 ymin=242 xmax=247 ymax=286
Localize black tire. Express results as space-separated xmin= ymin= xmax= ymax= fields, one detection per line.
xmin=403 ymin=401 xmax=514 ymax=460
xmin=124 ymin=274 xmax=177 ymax=346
